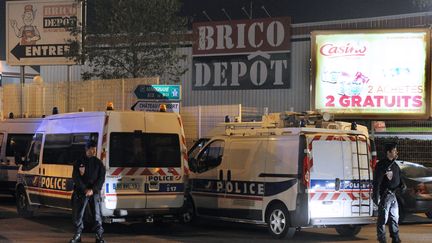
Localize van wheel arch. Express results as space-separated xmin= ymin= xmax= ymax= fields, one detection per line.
xmin=265 ymin=200 xmax=296 ymax=239
xmin=16 ymin=185 xmax=34 ymax=218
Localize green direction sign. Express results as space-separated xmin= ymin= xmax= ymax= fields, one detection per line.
xmin=134 ymin=85 xmax=181 ymax=100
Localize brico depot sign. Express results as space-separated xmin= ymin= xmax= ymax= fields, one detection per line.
xmin=192 ymin=17 xmax=291 ymax=90
xmin=6 ymin=0 xmax=82 ymax=65
xmin=312 ymin=29 xmax=431 ymax=119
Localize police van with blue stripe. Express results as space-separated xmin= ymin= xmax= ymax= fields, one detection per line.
xmin=0 ymin=118 xmax=42 ymax=195
xmin=187 ymin=112 xmax=375 ymax=239
xmin=15 ymin=111 xmax=190 ymax=223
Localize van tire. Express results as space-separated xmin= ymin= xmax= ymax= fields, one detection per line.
xmin=335 ymin=225 xmax=361 ymax=236
xmin=16 ymin=187 xmax=33 ymax=218
xmin=267 ymin=204 xmax=295 ymax=239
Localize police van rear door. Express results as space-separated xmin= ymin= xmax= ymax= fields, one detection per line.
xmin=144 ymin=113 xmax=184 ymax=209
xmin=308 ymin=133 xmax=372 ymax=220
xmin=106 ymin=112 xmax=184 ymax=210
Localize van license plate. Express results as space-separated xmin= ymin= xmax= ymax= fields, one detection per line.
xmin=148 ymin=181 xmax=159 ymax=191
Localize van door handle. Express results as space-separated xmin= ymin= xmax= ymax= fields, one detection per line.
xmin=335 ymin=178 xmax=340 ymax=191
xmin=219 ymin=170 xmax=223 ymax=181
xmin=227 ymin=170 xmax=231 ymax=181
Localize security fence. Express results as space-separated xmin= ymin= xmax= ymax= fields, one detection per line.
xmin=374 ymin=119 xmax=432 ymax=167
xmin=0 ymin=77 xmax=159 ymax=118
xmin=0 ymin=79 xmax=262 ymax=149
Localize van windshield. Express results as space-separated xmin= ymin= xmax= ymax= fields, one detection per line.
xmin=109 ymin=132 xmax=181 ymax=168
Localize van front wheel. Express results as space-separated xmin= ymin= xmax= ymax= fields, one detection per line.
xmin=335 ymin=225 xmax=361 ymax=237
xmin=16 ymin=187 xmax=33 ymax=218
xmin=267 ymin=204 xmax=295 ymax=239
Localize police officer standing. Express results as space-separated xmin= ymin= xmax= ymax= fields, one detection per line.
xmin=70 ymin=140 xmax=106 ymax=243
xmin=373 ymin=143 xmax=406 ymax=243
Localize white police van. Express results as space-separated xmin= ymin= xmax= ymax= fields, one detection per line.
xmin=0 ymin=118 xmax=42 ymax=194
xmin=187 ymin=112 xmax=374 ymax=239
xmin=15 ymin=111 xmax=190 ymax=222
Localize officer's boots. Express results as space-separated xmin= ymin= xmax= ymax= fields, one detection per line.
xmin=95 ymin=234 xmax=105 ymax=243
xmin=69 ymin=234 xmax=81 ymax=243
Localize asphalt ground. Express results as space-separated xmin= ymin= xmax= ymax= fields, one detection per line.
xmin=1 ymin=195 xmax=432 ymax=242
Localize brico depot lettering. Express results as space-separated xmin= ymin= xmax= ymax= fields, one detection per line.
xmin=193 ymin=17 xmax=290 ymax=55
xmin=325 ymin=95 xmax=423 ymax=108
xmin=43 ymin=16 xmax=77 ymax=29
xmin=43 ymin=4 xmax=78 ymax=16
xmin=193 ymin=52 xmax=290 ymax=90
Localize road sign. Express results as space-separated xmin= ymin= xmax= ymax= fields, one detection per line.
xmin=131 ymin=101 xmax=180 ymax=113
xmin=6 ymin=0 xmax=82 ymax=65
xmin=134 ymin=85 xmax=181 ymax=100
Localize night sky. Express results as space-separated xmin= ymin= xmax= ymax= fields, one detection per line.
xmin=180 ymin=0 xmax=423 ymax=24
xmin=0 ymin=0 xmax=428 ymax=61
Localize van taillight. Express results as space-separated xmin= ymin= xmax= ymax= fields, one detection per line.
xmin=303 ymin=156 xmax=310 ymax=187
xmin=370 ymin=140 xmax=377 ymax=171
xmin=371 ymin=154 xmax=377 ymax=171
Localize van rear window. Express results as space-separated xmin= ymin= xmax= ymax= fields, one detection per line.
xmin=109 ymin=132 xmax=181 ymax=168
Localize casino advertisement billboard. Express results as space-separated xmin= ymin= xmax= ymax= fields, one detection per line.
xmin=311 ymin=29 xmax=430 ymax=119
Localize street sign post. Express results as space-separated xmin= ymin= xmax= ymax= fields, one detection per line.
xmin=131 ymin=101 xmax=180 ymax=113
xmin=134 ymin=85 xmax=181 ymax=100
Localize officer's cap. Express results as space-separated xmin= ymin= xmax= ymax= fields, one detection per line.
xmin=85 ymin=140 xmax=97 ymax=149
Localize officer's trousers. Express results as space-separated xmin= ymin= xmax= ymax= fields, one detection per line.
xmin=72 ymin=192 xmax=104 ymax=237
xmin=377 ymin=191 xmax=400 ymax=243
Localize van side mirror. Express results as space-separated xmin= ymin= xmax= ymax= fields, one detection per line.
xmin=208 ymin=156 xmax=222 ymax=167
xmin=188 ymin=157 xmax=198 ymax=173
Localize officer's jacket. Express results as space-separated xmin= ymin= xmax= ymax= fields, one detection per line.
xmin=72 ymin=156 xmax=106 ymax=195
xmin=372 ymin=158 xmax=404 ymax=204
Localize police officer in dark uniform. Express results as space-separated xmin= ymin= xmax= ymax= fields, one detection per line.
xmin=373 ymin=143 xmax=406 ymax=243
xmin=70 ymin=140 xmax=106 ymax=243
